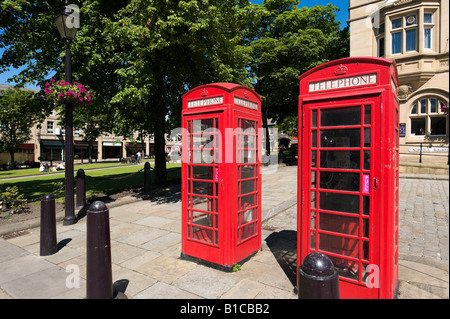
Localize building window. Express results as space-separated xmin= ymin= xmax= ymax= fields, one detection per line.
xmin=47 ymin=121 xmax=54 ymax=134
xmin=391 ymin=18 xmax=402 ymax=54
xmin=390 ymin=14 xmax=418 ymax=54
xmin=410 ymin=97 xmax=448 ymax=137
xmin=423 ymin=12 xmax=433 ymax=50
xmin=376 ymin=22 xmax=385 ymax=57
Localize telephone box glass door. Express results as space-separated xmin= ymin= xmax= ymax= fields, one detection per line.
xmin=184 ymin=115 xmax=221 ymax=250
xmin=301 ymin=98 xmax=380 ymax=297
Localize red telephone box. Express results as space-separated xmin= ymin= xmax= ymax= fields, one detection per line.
xmin=297 ymin=57 xmax=400 ymax=299
xmin=181 ymin=83 xmax=262 ymax=270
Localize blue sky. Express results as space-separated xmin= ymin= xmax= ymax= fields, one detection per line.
xmin=0 ymin=0 xmax=348 ymax=90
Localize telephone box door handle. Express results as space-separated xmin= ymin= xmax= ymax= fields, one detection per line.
xmin=373 ymin=178 xmax=379 ymax=190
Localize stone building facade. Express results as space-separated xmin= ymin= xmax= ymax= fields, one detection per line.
xmin=348 ymin=0 xmax=449 ymax=173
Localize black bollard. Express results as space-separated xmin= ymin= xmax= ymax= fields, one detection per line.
xmin=40 ymin=194 xmax=57 ymax=256
xmin=144 ymin=161 xmax=151 ymax=193
xmin=76 ymin=169 xmax=86 ymax=210
xmin=86 ymin=201 xmax=113 ymax=299
xmin=298 ymin=252 xmax=340 ymax=299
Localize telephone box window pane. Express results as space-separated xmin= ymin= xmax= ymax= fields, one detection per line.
xmin=311 ymin=211 xmax=316 ymax=229
xmin=328 ymin=256 xmax=359 ymax=281
xmin=363 ymin=196 xmax=370 ymax=215
xmin=241 ymin=194 xmax=255 ymax=209
xmin=193 ymin=166 xmax=214 ymax=180
xmin=319 ymin=213 xmax=359 ymax=236
xmin=311 ymin=171 xmax=316 ymax=188
xmin=311 ymin=150 xmax=317 ymax=168
xmin=320 ymin=151 xmax=360 ymax=169
xmin=192 ymin=211 xmax=212 ymax=227
xmin=192 ymin=119 xmax=215 ymax=133
xmin=240 ymin=179 xmax=255 ymax=195
xmin=241 ymin=134 xmax=256 ymax=149
xmin=320 ymin=129 xmax=360 ymax=147
xmin=364 ymin=105 xmax=371 ymax=124
xmin=192 ymin=181 xmax=213 ymax=196
xmin=430 ymin=117 xmax=446 ymax=135
xmin=410 ymin=118 xmax=425 ymax=135
xmin=311 ymin=191 xmax=316 ymax=209
xmin=240 ymin=208 xmax=256 ymax=224
xmin=191 ymin=197 xmax=213 ymax=212
xmin=319 ymin=233 xmax=359 ymax=258
xmin=320 ymin=172 xmax=360 ymax=191
xmin=240 ymin=165 xmax=256 ymax=179
xmin=240 ymin=223 xmax=256 ymax=241
xmin=312 ymin=110 xmax=317 ymax=127
xmin=364 ymin=128 xmax=371 ymax=147
xmin=319 ymin=192 xmax=359 ymax=214
xmin=191 ymin=226 xmax=214 ymax=244
xmin=320 ymin=107 xmax=361 ymax=127
xmin=310 ymin=232 xmax=316 ymax=250
xmin=363 ymin=218 xmax=370 ymax=238
xmin=311 ymin=130 xmax=317 ymax=147
xmin=241 ymin=119 xmax=256 ymax=131
xmin=364 ymin=151 xmax=371 ymax=170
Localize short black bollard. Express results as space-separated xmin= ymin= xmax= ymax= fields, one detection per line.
xmin=40 ymin=194 xmax=57 ymax=256
xmin=144 ymin=161 xmax=151 ymax=193
xmin=76 ymin=169 xmax=86 ymax=210
xmin=298 ymin=252 xmax=340 ymax=299
xmin=86 ymin=201 xmax=113 ymax=299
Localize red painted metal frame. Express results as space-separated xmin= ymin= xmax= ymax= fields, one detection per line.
xmin=181 ymin=83 xmax=262 ymax=269
xmin=297 ymin=58 xmax=399 ymax=299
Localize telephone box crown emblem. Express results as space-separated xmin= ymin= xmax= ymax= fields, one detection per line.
xmin=334 ymin=64 xmax=348 ymax=76
xmin=201 ymin=88 xmax=208 ymax=97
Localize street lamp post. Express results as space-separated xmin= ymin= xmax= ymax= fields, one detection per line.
xmin=55 ymin=2 xmax=79 ymax=225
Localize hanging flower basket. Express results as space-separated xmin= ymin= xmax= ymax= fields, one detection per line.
xmin=43 ymin=79 xmax=93 ymax=107
xmin=441 ymin=101 xmax=449 ymax=116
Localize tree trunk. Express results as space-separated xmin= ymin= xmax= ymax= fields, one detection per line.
xmin=9 ymin=151 xmax=15 ymax=168
xmin=262 ymin=103 xmax=271 ymax=157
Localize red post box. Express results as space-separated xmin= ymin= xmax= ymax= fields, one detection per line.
xmin=297 ymin=57 xmax=400 ymax=298
xmin=180 ymin=83 xmax=262 ymax=270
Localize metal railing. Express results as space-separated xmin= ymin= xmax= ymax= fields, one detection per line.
xmin=399 ymin=143 xmax=449 ymax=165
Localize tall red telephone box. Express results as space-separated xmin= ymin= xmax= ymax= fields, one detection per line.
xmin=297 ymin=57 xmax=400 ymax=299
xmin=181 ymin=83 xmax=262 ymax=270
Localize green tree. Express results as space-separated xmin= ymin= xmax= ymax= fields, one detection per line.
xmin=0 ymin=87 xmax=47 ymax=165
xmin=107 ymin=0 xmax=251 ymax=184
xmin=243 ymin=0 xmax=349 ymax=153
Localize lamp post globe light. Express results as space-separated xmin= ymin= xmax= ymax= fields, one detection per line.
xmin=55 ymin=1 xmax=79 ymax=225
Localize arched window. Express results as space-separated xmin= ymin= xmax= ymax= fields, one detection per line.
xmin=410 ymin=97 xmax=448 ymax=137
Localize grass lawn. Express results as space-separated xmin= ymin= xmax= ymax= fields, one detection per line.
xmin=0 ymin=159 xmax=153 ymax=179
xmin=0 ymin=162 xmax=181 ymax=203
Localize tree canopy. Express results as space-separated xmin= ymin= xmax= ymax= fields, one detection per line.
xmin=0 ymin=0 xmax=349 ymax=183
xmin=0 ymin=86 xmax=47 ymax=164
